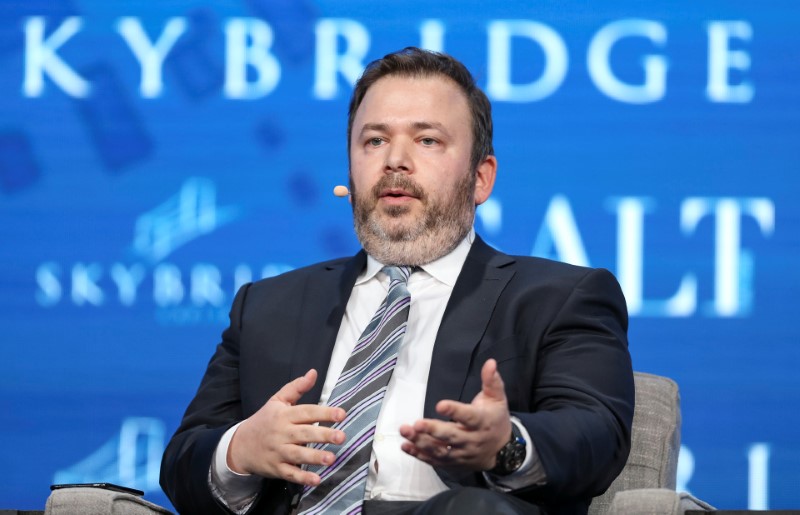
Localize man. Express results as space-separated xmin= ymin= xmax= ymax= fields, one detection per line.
xmin=160 ymin=47 xmax=634 ymax=515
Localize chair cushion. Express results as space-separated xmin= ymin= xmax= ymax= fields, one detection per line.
xmin=45 ymin=487 xmax=172 ymax=515
xmin=608 ymin=488 xmax=715 ymax=514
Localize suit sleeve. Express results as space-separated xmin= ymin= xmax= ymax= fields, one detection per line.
xmin=159 ymin=284 xmax=290 ymax=514
xmin=514 ymin=267 xmax=634 ymax=503
xmin=159 ymin=283 xmax=250 ymax=514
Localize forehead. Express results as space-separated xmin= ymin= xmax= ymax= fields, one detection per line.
xmin=352 ymin=74 xmax=471 ymax=130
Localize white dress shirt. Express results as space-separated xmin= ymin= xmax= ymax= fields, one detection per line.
xmin=209 ymin=231 xmax=544 ymax=512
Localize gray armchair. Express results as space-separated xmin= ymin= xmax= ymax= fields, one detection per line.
xmin=589 ymin=372 xmax=713 ymax=515
xmin=44 ymin=372 xmax=713 ymax=515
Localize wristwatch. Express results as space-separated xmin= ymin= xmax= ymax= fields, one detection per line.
xmin=490 ymin=422 xmax=527 ymax=476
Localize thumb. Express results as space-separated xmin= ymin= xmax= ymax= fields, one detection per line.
xmin=273 ymin=369 xmax=318 ymax=405
xmin=480 ymin=359 xmax=507 ymax=401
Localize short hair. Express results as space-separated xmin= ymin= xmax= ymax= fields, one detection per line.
xmin=347 ymin=47 xmax=494 ymax=173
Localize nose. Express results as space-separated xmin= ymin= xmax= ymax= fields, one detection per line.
xmin=384 ymin=138 xmax=412 ymax=174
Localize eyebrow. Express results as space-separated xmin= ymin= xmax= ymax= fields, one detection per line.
xmin=358 ymin=121 xmax=451 ymax=137
xmin=411 ymin=121 xmax=449 ymax=135
xmin=359 ymin=123 xmax=389 ymax=136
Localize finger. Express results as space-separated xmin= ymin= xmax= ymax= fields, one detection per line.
xmin=401 ymin=441 xmax=426 ymax=461
xmin=409 ymin=418 xmax=463 ymax=445
xmin=404 ymin=436 xmax=495 ymax=472
xmin=404 ymin=423 xmax=471 ymax=463
xmin=436 ymin=400 xmax=483 ymax=430
xmin=401 ymin=440 xmax=454 ymax=466
xmin=480 ymin=359 xmax=507 ymax=401
xmin=398 ymin=423 xmax=417 ymax=440
xmin=276 ymin=462 xmax=322 ymax=487
xmin=273 ymin=369 xmax=318 ymax=405
xmin=402 ymin=423 xmax=441 ymax=450
xmin=282 ymin=442 xmax=338 ymax=469
xmin=287 ymin=424 xmax=346 ymax=446
xmin=288 ymin=403 xmax=346 ymax=426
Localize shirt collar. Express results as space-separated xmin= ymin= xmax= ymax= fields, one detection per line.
xmin=358 ymin=228 xmax=475 ymax=287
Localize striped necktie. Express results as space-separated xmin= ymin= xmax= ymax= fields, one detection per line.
xmin=297 ymin=265 xmax=413 ymax=515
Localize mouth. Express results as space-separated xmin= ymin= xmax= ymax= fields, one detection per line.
xmin=368 ymin=174 xmax=425 ymax=209
xmin=379 ymin=188 xmax=419 ymax=204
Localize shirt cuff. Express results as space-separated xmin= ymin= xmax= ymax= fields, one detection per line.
xmin=208 ymin=422 xmax=263 ymax=514
xmin=483 ymin=416 xmax=547 ymax=491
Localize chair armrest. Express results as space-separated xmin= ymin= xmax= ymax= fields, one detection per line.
xmin=609 ymin=488 xmax=715 ymax=515
xmin=45 ymin=487 xmax=173 ymax=515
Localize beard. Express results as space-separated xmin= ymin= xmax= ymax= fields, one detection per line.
xmin=351 ymin=171 xmax=476 ymax=266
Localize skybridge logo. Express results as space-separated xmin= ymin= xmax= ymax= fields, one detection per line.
xmin=34 ymin=178 xmax=293 ymax=325
xmin=133 ymin=177 xmax=237 ymax=263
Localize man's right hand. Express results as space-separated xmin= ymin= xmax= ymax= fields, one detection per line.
xmin=227 ymin=369 xmax=347 ymax=486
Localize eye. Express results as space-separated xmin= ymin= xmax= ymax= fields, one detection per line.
xmin=420 ymin=137 xmax=437 ymax=146
xmin=368 ymin=137 xmax=384 ymax=147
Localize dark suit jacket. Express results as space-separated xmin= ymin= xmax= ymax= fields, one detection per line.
xmin=160 ymin=236 xmax=634 ymax=515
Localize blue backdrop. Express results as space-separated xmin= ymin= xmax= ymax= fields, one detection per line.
xmin=1 ymin=0 xmax=798 ymax=510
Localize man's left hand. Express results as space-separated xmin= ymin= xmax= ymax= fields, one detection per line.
xmin=399 ymin=358 xmax=512 ymax=471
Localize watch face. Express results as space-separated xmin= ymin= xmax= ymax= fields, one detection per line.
xmin=507 ymin=444 xmax=525 ymax=471
xmin=493 ymin=433 xmax=526 ymax=475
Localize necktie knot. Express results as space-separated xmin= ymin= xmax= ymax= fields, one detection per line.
xmin=383 ymin=265 xmax=413 ymax=286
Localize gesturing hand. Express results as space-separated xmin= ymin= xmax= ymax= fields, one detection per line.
xmin=227 ymin=369 xmax=347 ymax=486
xmin=399 ymin=359 xmax=512 ymax=471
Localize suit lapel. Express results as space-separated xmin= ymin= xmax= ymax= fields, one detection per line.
xmin=294 ymin=251 xmax=366 ymax=405
xmin=424 ymin=237 xmax=515 ymax=419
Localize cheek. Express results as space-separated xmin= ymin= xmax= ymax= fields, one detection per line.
xmin=350 ymin=173 xmax=376 ymax=199
xmin=349 ymin=158 xmax=374 ymax=190
xmin=427 ymin=170 xmax=462 ymax=196
xmin=351 ymin=174 xmax=374 ymax=196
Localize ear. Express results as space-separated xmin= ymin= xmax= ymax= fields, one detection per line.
xmin=474 ymin=155 xmax=497 ymax=206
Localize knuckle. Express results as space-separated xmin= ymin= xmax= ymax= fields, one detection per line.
xmin=286 ymin=445 xmax=306 ymax=463
xmin=277 ymin=464 xmax=292 ymax=480
xmin=327 ymin=430 xmax=340 ymax=444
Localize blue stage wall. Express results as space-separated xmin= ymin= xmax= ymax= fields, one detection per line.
xmin=1 ymin=0 xmax=798 ymax=510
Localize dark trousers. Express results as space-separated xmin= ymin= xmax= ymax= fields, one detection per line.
xmin=363 ymin=487 xmax=542 ymax=515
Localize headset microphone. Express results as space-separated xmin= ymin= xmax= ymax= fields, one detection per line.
xmin=333 ymin=185 xmax=350 ymax=197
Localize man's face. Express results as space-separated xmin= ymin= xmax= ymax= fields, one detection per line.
xmin=348 ymin=75 xmax=495 ymax=265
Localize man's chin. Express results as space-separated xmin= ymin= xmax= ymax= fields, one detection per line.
xmin=371 ymin=214 xmax=422 ymax=240
xmin=374 ymin=224 xmax=419 ymax=242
